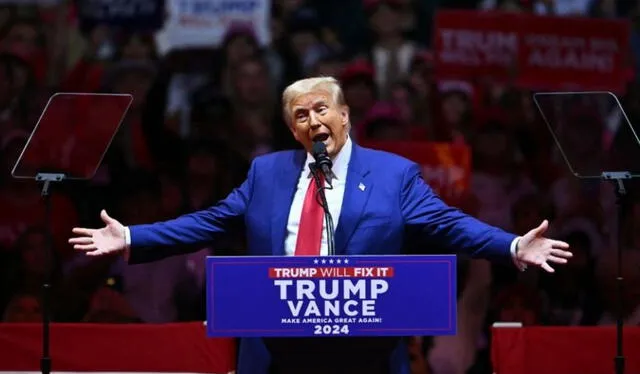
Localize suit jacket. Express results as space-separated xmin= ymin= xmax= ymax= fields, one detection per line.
xmin=128 ymin=143 xmax=517 ymax=374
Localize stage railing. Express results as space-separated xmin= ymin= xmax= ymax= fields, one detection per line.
xmin=491 ymin=323 xmax=640 ymax=374
xmin=0 ymin=322 xmax=236 ymax=373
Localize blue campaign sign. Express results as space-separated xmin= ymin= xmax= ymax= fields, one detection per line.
xmin=77 ymin=0 xmax=165 ymax=32
xmin=205 ymin=255 xmax=457 ymax=338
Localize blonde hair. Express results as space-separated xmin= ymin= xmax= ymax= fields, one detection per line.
xmin=281 ymin=76 xmax=346 ymax=125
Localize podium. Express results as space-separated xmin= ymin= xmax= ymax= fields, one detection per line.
xmin=205 ymin=254 xmax=456 ymax=372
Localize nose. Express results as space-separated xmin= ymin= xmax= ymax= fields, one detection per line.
xmin=309 ymin=111 xmax=322 ymax=129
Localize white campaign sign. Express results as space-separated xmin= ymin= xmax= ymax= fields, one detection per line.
xmin=156 ymin=0 xmax=270 ymax=54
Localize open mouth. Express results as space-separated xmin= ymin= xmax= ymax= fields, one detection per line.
xmin=312 ymin=133 xmax=330 ymax=142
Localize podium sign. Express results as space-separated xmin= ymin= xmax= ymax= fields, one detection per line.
xmin=206 ymin=255 xmax=457 ymax=337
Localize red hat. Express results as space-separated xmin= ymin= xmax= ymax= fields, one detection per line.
xmin=357 ymin=102 xmax=403 ymax=139
xmin=340 ymin=59 xmax=374 ymax=83
xmin=2 ymin=44 xmax=47 ymax=85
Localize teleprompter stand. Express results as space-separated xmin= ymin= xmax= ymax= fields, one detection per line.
xmin=534 ymin=91 xmax=640 ymax=374
xmin=36 ymin=172 xmax=62 ymax=374
xmin=11 ymin=93 xmax=133 ymax=374
xmin=602 ymin=171 xmax=630 ymax=374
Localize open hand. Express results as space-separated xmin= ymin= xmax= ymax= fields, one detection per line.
xmin=69 ymin=210 xmax=126 ymax=257
xmin=516 ymin=220 xmax=572 ymax=273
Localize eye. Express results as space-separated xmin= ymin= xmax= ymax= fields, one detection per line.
xmin=295 ymin=110 xmax=308 ymax=120
xmin=317 ymin=106 xmax=328 ymax=114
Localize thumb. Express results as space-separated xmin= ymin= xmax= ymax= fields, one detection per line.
xmin=100 ymin=209 xmax=116 ymax=225
xmin=531 ymin=219 xmax=549 ymax=236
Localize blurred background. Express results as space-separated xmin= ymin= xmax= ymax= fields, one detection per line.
xmin=1 ymin=0 xmax=640 ymax=373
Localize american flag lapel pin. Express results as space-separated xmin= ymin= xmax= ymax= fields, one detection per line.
xmin=358 ymin=183 xmax=366 ymax=191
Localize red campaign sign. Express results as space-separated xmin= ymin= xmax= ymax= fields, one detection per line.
xmin=360 ymin=141 xmax=471 ymax=205
xmin=268 ymin=266 xmax=395 ymax=278
xmin=433 ymin=10 xmax=631 ymax=92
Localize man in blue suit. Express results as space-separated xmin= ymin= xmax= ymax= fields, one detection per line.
xmin=70 ymin=76 xmax=571 ymax=374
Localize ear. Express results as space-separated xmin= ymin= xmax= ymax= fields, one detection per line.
xmin=340 ymin=105 xmax=350 ymax=127
xmin=289 ymin=122 xmax=301 ymax=142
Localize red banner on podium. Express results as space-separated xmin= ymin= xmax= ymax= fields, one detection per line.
xmin=360 ymin=141 xmax=471 ymax=205
xmin=434 ymin=10 xmax=631 ymax=92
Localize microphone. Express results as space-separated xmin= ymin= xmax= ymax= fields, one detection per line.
xmin=310 ymin=141 xmax=336 ymax=256
xmin=312 ymin=141 xmax=334 ymax=185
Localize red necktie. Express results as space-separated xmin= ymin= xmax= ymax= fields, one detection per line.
xmin=294 ymin=174 xmax=325 ymax=256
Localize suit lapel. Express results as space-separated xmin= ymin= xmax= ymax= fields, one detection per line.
xmin=271 ymin=150 xmax=306 ymax=256
xmin=335 ymin=145 xmax=372 ymax=255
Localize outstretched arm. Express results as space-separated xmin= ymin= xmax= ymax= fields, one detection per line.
xmin=128 ymin=166 xmax=254 ymax=249
xmin=70 ymin=160 xmax=256 ymax=263
xmin=401 ymin=163 xmax=517 ymax=262
xmin=401 ymin=163 xmax=572 ymax=271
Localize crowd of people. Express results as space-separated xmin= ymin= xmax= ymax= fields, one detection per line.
xmin=1 ymin=0 xmax=640 ymax=373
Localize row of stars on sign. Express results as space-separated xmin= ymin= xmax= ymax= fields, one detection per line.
xmin=313 ymin=258 xmax=349 ymax=264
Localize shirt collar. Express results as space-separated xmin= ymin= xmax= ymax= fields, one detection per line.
xmin=304 ymin=136 xmax=352 ymax=180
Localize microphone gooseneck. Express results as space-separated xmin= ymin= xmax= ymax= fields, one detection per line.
xmin=311 ymin=141 xmax=336 ymax=256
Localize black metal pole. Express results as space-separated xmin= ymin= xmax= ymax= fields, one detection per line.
xmin=614 ymin=188 xmax=625 ymax=374
xmin=602 ymin=171 xmax=629 ymax=374
xmin=40 ymin=179 xmax=52 ymax=374
xmin=311 ymin=165 xmax=335 ymax=256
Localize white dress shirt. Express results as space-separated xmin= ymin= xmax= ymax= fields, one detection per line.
xmin=283 ymin=136 xmax=352 ymax=256
xmin=125 ymin=136 xmax=522 ymax=263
